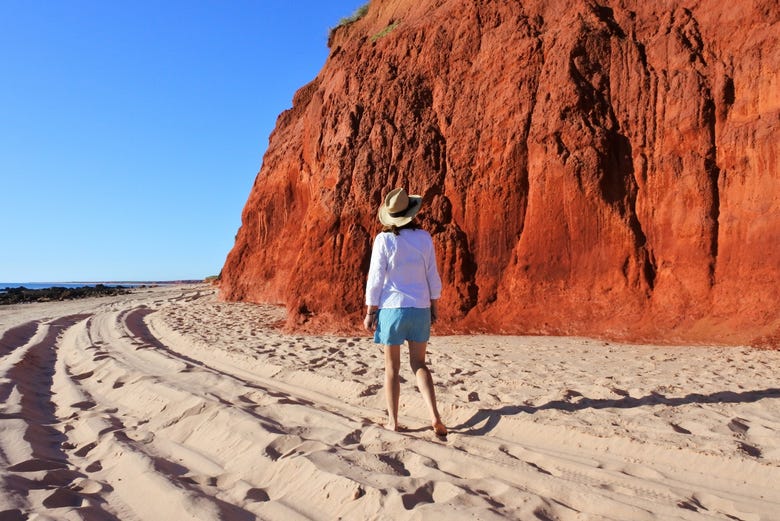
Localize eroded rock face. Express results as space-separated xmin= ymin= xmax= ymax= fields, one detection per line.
xmin=220 ymin=0 xmax=780 ymax=345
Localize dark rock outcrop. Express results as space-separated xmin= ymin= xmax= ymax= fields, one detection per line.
xmin=0 ymin=285 xmax=132 ymax=305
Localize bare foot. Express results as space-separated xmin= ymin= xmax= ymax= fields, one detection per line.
xmin=432 ymin=420 xmax=448 ymax=436
xmin=385 ymin=421 xmax=400 ymax=432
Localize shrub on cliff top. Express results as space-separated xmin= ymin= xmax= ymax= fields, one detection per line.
xmin=328 ymin=2 xmax=369 ymax=44
xmin=337 ymin=3 xmax=369 ymax=27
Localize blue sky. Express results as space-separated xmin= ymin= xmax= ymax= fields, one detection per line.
xmin=0 ymin=0 xmax=367 ymax=282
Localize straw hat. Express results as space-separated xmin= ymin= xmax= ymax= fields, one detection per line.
xmin=377 ymin=188 xmax=423 ymax=226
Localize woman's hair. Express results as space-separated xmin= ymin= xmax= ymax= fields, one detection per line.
xmin=382 ymin=221 xmax=422 ymax=235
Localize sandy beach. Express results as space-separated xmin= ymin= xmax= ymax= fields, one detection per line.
xmin=1 ymin=284 xmax=778 ymax=520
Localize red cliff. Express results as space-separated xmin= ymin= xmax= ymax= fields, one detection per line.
xmin=220 ymin=0 xmax=780 ymax=345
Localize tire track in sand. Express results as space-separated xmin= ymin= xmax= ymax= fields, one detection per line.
xmin=0 ymin=314 xmax=110 ymax=519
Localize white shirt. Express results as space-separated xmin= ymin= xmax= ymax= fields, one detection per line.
xmin=365 ymin=228 xmax=442 ymax=309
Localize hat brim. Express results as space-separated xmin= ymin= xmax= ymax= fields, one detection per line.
xmin=378 ymin=195 xmax=423 ymax=226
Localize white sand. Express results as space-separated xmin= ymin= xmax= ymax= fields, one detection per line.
xmin=1 ymin=284 xmax=778 ymax=520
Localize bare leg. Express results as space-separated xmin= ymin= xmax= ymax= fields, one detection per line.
xmin=384 ymin=344 xmax=401 ymax=431
xmin=408 ymin=341 xmax=447 ymax=435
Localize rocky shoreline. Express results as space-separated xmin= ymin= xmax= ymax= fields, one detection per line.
xmin=0 ymin=284 xmax=133 ymax=305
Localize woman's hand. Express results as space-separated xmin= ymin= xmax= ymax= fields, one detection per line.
xmin=363 ymin=308 xmax=377 ymax=331
xmin=430 ymin=300 xmax=439 ymax=324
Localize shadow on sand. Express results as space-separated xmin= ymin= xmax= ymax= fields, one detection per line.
xmin=453 ymin=388 xmax=780 ymax=436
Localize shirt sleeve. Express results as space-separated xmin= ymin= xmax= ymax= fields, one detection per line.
xmin=365 ymin=234 xmax=387 ymax=306
xmin=426 ymin=233 xmax=442 ymax=300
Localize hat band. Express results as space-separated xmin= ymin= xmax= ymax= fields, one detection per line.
xmin=388 ymin=206 xmax=409 ymax=218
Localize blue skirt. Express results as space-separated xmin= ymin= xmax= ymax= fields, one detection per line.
xmin=374 ymin=307 xmax=431 ymax=345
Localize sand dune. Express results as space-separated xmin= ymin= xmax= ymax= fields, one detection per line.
xmin=1 ymin=285 xmax=779 ymax=520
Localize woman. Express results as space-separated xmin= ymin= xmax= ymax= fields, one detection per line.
xmin=363 ymin=187 xmax=448 ymax=436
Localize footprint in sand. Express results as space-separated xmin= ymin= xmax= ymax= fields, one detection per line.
xmin=727 ymin=418 xmax=762 ymax=457
xmin=277 ymin=397 xmax=314 ymax=406
xmin=40 ymin=468 xmax=83 ymax=487
xmin=310 ymin=356 xmax=327 ymax=367
xmin=245 ymin=488 xmax=270 ymax=502
xmin=8 ymin=459 xmax=67 ymax=472
xmin=376 ymin=453 xmax=411 ymax=476
xmin=70 ymin=478 xmax=103 ymax=494
xmin=679 ymin=492 xmax=756 ymax=520
xmin=188 ymin=475 xmax=218 ymax=487
xmin=526 ymin=461 xmax=553 ymax=476
xmin=738 ymin=441 xmax=762 ymax=458
xmin=264 ymin=434 xmax=305 ymax=461
xmin=670 ymin=423 xmax=692 ymax=435
xmin=70 ymin=400 xmax=97 ymax=411
xmin=116 ymin=429 xmax=155 ymax=444
xmin=43 ymin=488 xmax=83 ymax=508
xmin=359 ymin=383 xmax=382 ymax=397
xmin=341 ymin=429 xmax=363 ymax=446
xmin=73 ymin=441 xmax=98 ymax=458
xmin=0 ymin=509 xmax=25 ymax=521
xmin=728 ymin=417 xmax=750 ymax=435
xmin=401 ymin=483 xmax=434 ymax=510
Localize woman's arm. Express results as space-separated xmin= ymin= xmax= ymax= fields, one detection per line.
xmin=364 ymin=235 xmax=386 ymax=331
xmin=425 ymin=234 xmax=442 ymax=302
xmin=430 ymin=299 xmax=439 ymax=324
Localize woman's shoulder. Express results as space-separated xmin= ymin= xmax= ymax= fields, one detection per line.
xmin=377 ymin=227 xmax=431 ymax=243
xmin=399 ymin=228 xmax=433 ymax=244
xmin=406 ymin=228 xmax=432 ymax=239
xmin=374 ymin=231 xmax=397 ymax=246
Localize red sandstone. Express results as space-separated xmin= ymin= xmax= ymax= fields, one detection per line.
xmin=220 ymin=0 xmax=780 ymax=345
